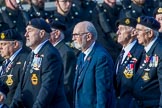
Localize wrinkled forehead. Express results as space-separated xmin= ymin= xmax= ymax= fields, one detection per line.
xmin=57 ymin=0 xmax=72 ymax=2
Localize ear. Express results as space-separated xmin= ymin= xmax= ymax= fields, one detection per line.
xmin=39 ymin=30 xmax=45 ymax=38
xmin=86 ymin=33 xmax=92 ymax=41
xmin=13 ymin=41 xmax=19 ymax=48
xmin=131 ymin=28 xmax=137 ymax=37
xmin=54 ymin=30 xmax=61 ymax=39
xmin=0 ymin=94 xmax=4 ymax=102
xmin=148 ymin=29 xmax=153 ymax=38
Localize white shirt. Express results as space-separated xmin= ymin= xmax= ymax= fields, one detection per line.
xmin=83 ymin=42 xmax=95 ymax=61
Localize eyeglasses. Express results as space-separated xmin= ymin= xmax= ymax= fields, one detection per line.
xmin=72 ymin=32 xmax=89 ymax=37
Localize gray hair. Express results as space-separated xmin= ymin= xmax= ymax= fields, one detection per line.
xmin=84 ymin=21 xmax=98 ymax=40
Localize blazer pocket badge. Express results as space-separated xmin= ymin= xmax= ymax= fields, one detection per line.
xmin=31 ymin=74 xmax=38 ymax=85
xmin=6 ymin=74 xmax=13 ymax=86
xmin=142 ymin=68 xmax=150 ymax=81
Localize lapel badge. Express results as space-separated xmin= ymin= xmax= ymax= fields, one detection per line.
xmin=86 ymin=56 xmax=91 ymax=61
xmin=142 ymin=68 xmax=150 ymax=81
xmin=16 ymin=62 xmax=21 ymax=64
xmin=6 ymin=74 xmax=13 ymax=86
xmin=31 ymin=74 xmax=38 ymax=85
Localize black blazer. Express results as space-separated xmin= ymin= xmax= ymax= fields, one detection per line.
xmin=133 ymin=37 xmax=162 ymax=107
xmin=115 ymin=41 xmax=144 ymax=108
xmin=11 ymin=41 xmax=69 ymax=108
xmin=0 ymin=48 xmax=29 ymax=106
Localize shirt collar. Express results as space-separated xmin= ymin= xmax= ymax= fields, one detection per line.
xmin=83 ymin=41 xmax=95 ymax=61
xmin=9 ymin=48 xmax=22 ymax=62
xmin=144 ymin=36 xmax=158 ymax=53
xmin=33 ymin=40 xmax=48 ymax=54
xmin=122 ymin=40 xmax=137 ymax=63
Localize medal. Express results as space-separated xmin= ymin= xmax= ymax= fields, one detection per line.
xmin=31 ymin=74 xmax=38 ymax=85
xmin=6 ymin=75 xmax=13 ymax=86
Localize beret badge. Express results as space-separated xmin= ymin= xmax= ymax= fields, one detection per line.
xmin=125 ymin=19 xmax=130 ymax=25
xmin=1 ymin=33 xmax=5 ymax=39
xmin=137 ymin=17 xmax=140 ymax=23
xmin=158 ymin=8 xmax=162 ymax=13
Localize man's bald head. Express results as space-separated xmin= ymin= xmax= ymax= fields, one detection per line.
xmin=74 ymin=21 xmax=98 ymax=40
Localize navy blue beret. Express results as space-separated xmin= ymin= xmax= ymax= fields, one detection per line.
xmin=153 ymin=7 xmax=162 ymax=17
xmin=0 ymin=80 xmax=9 ymax=97
xmin=0 ymin=29 xmax=22 ymax=41
xmin=116 ymin=17 xmax=137 ymax=28
xmin=28 ymin=18 xmax=52 ymax=33
xmin=137 ymin=16 xmax=160 ymax=31
xmin=50 ymin=20 xmax=66 ymax=31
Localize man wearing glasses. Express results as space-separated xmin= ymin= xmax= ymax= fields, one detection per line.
xmin=133 ymin=16 xmax=162 ymax=107
xmin=73 ymin=21 xmax=115 ymax=108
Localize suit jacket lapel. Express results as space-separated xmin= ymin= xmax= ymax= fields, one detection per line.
xmin=75 ymin=43 xmax=97 ymax=90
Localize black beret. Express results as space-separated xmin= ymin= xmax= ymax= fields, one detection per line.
xmin=0 ymin=80 xmax=9 ymax=97
xmin=50 ymin=20 xmax=66 ymax=31
xmin=137 ymin=16 xmax=160 ymax=31
xmin=0 ymin=22 xmax=10 ymax=33
xmin=28 ymin=18 xmax=52 ymax=33
xmin=0 ymin=29 xmax=22 ymax=41
xmin=116 ymin=17 xmax=137 ymax=28
xmin=153 ymin=7 xmax=162 ymax=17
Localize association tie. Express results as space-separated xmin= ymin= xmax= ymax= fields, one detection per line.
xmin=1 ymin=59 xmax=11 ymax=76
xmin=25 ymin=52 xmax=34 ymax=73
xmin=118 ymin=49 xmax=125 ymax=66
xmin=80 ymin=52 xmax=85 ymax=67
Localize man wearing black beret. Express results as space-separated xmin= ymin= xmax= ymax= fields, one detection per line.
xmin=49 ymin=21 xmax=76 ymax=107
xmin=153 ymin=7 xmax=162 ymax=39
xmin=10 ymin=18 xmax=69 ymax=108
xmin=115 ymin=17 xmax=144 ymax=108
xmin=0 ymin=29 xmax=29 ymax=106
xmin=133 ymin=16 xmax=162 ymax=107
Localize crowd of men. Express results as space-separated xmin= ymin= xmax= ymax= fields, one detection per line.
xmin=0 ymin=0 xmax=162 ymax=108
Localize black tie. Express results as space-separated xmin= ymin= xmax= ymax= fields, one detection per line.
xmin=1 ymin=59 xmax=11 ymax=76
xmin=118 ymin=49 xmax=125 ymax=67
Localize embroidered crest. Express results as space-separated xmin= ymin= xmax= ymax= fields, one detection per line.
xmin=158 ymin=8 xmax=162 ymax=13
xmin=6 ymin=75 xmax=13 ymax=86
xmin=137 ymin=17 xmax=140 ymax=23
xmin=125 ymin=18 xmax=130 ymax=25
xmin=31 ymin=74 xmax=38 ymax=85
xmin=0 ymin=33 xmax=5 ymax=39
xmin=142 ymin=68 xmax=150 ymax=81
